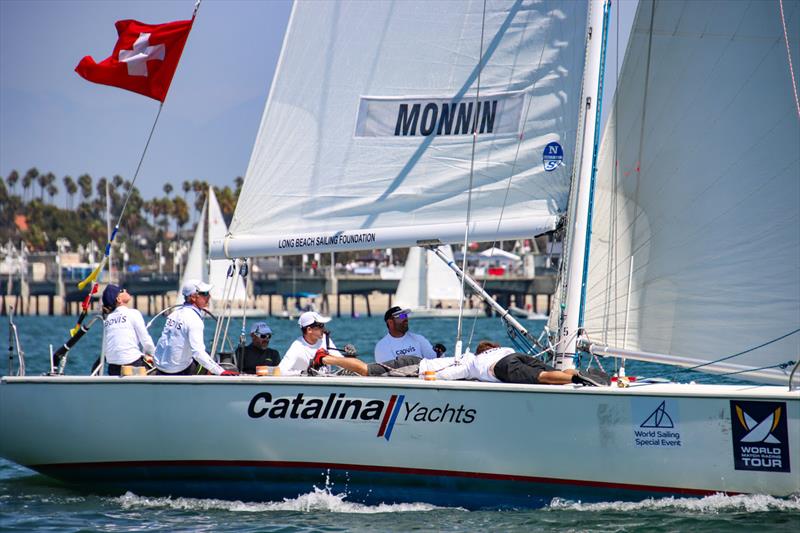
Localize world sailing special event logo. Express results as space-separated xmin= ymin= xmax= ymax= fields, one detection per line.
xmin=247 ymin=391 xmax=476 ymax=441
xmin=730 ymin=400 xmax=790 ymax=472
xmin=542 ymin=142 xmax=564 ymax=171
xmin=632 ymin=399 xmax=682 ymax=448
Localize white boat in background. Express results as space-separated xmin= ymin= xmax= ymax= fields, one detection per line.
xmin=1 ymin=0 xmax=798 ymax=508
xmin=178 ymin=187 xmax=262 ymax=317
xmin=508 ymin=306 xmax=547 ymax=321
xmin=394 ymin=246 xmax=486 ymax=318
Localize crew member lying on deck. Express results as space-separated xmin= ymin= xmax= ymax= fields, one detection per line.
xmin=310 ymin=340 xmax=610 ymax=386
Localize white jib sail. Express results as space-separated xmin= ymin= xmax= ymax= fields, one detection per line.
xmin=214 ymin=0 xmax=589 ymax=258
xmin=207 ymin=188 xmax=246 ymax=301
xmin=583 ymin=0 xmax=800 ymax=384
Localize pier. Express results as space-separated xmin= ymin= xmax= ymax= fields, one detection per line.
xmin=2 ymin=272 xmax=555 ymax=318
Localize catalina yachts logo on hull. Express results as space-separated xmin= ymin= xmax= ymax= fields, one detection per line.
xmin=248 ymin=391 xmax=476 ymax=441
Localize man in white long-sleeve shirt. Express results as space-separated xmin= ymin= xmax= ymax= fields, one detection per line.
xmin=100 ymin=284 xmax=155 ymax=375
xmin=153 ymin=279 xmax=235 ymax=376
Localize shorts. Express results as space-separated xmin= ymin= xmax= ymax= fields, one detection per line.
xmin=367 ymin=355 xmax=422 ymax=376
xmin=493 ymin=354 xmax=556 ymax=384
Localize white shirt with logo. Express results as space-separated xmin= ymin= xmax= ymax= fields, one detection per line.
xmin=465 ymin=347 xmax=515 ymax=382
xmin=279 ymin=335 xmax=338 ymax=376
xmin=374 ymin=332 xmax=436 ymax=363
xmin=103 ymin=306 xmax=155 ymax=365
xmin=153 ymin=304 xmax=224 ymax=374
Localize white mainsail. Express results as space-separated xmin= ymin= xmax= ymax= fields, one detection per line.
xmin=176 ymin=199 xmax=208 ymax=304
xmin=395 ymin=245 xmax=470 ymax=311
xmin=580 ymin=0 xmax=800 ymax=384
xmin=214 ymin=0 xmax=589 ymax=259
xmin=179 ymin=189 xmax=247 ymax=303
xmin=207 ymin=188 xmax=246 ymax=301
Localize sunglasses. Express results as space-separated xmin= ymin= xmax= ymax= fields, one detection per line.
xmin=257 ymin=334 xmax=271 ymax=339
xmin=308 ymin=323 xmax=326 ymax=329
xmin=393 ymin=313 xmax=409 ymax=320
xmin=196 ymin=291 xmax=210 ymax=297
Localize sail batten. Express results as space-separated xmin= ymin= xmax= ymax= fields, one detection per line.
xmin=216 ymin=0 xmax=589 ymax=259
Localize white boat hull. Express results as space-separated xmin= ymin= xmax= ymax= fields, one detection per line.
xmin=1 ymin=376 xmax=797 ymax=507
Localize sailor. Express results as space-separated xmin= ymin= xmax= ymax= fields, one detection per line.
xmin=374 ymin=306 xmax=436 ymax=363
xmin=98 ymin=284 xmax=155 ymax=376
xmin=312 ymin=340 xmax=610 ymax=386
xmin=153 ymin=279 xmax=237 ymax=376
xmin=278 ymin=311 xmax=338 ymax=376
xmin=236 ymin=321 xmax=281 ymax=373
xmin=463 ymin=341 xmax=610 ymax=386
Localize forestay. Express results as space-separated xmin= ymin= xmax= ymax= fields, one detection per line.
xmin=583 ymin=0 xmax=800 ymax=384
xmin=214 ymin=0 xmax=589 ymax=258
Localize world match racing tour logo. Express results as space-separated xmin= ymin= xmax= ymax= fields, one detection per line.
xmin=248 ymin=392 xmax=476 ymax=441
xmin=730 ymin=400 xmax=791 ymax=473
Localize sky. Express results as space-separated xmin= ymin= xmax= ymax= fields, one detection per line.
xmin=0 ymin=0 xmax=636 ymax=204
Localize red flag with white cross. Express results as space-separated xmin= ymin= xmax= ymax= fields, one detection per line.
xmin=75 ymin=19 xmax=193 ymax=102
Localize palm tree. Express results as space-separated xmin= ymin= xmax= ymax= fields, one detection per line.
xmin=172 ymin=196 xmax=190 ymax=235
xmin=6 ymin=170 xmax=19 ymax=195
xmin=182 ymin=180 xmax=191 ymax=200
xmin=46 ymin=183 xmax=59 ymax=204
xmin=77 ymin=174 xmax=92 ymax=202
xmin=37 ymin=171 xmax=49 ymax=200
xmin=62 ymin=175 xmax=76 ymax=209
xmin=112 ymin=174 xmax=124 ymax=189
xmin=22 ymin=167 xmax=38 ymax=202
xmin=95 ymin=177 xmax=107 ymax=200
xmin=163 ymin=182 xmax=173 ymax=196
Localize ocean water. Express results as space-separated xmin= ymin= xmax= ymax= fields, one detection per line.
xmin=1 ymin=315 xmax=798 ymax=531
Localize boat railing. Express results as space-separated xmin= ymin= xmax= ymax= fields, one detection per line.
xmin=6 ymin=307 xmax=25 ymax=376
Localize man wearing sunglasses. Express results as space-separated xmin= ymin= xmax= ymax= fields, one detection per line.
xmin=278 ymin=311 xmax=338 ymax=376
xmin=374 ymin=306 xmax=436 ymax=363
xmin=153 ymin=279 xmax=237 ymax=376
xmin=237 ymin=321 xmax=280 ymax=373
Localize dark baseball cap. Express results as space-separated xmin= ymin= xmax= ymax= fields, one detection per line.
xmin=102 ymin=284 xmax=121 ymax=309
xmin=383 ymin=306 xmax=411 ymax=322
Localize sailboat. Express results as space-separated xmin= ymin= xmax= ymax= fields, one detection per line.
xmin=1 ymin=0 xmax=798 ymax=508
xmin=177 ymin=187 xmax=260 ymax=316
xmin=394 ymin=246 xmax=486 ymax=318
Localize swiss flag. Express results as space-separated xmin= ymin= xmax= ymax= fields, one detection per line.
xmin=75 ymin=19 xmax=193 ymax=102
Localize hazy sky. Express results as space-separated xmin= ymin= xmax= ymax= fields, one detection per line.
xmin=1 ymin=0 xmax=636 ymax=203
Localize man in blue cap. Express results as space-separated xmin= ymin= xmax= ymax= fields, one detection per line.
xmin=236 ymin=321 xmax=281 ymax=373
xmin=98 ymin=284 xmax=155 ymax=375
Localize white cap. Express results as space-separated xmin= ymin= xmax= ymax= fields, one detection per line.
xmin=250 ymin=322 xmax=273 ymax=335
xmin=181 ymin=279 xmax=213 ymax=297
xmin=298 ymin=311 xmax=331 ymax=328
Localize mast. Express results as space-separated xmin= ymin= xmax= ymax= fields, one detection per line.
xmin=556 ymin=0 xmax=610 ymax=369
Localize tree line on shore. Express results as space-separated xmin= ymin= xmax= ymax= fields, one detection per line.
xmin=0 ymin=168 xmax=241 ymax=255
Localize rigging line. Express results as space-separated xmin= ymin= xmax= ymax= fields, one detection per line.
xmin=466 ymin=3 xmax=553 ymax=349
xmin=457 ymin=0 xmax=488 ymax=348
xmin=694 ymin=360 xmax=797 ymax=378
xmin=778 ymin=0 xmax=800 ymax=119
xmin=680 ymin=328 xmax=800 ymax=372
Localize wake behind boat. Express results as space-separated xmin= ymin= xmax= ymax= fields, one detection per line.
xmin=1 ymin=0 xmax=798 ymax=508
